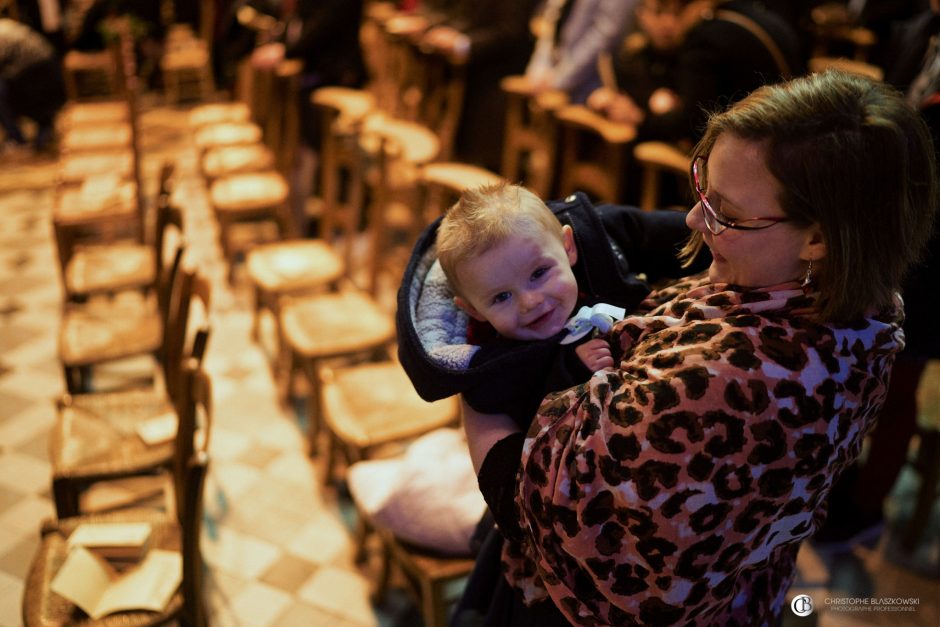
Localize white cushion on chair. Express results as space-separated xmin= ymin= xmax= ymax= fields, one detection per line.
xmin=347 ymin=428 xmax=486 ymax=555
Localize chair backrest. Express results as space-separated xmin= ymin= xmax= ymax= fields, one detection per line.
xmin=632 ymin=141 xmax=692 ymax=212
xmin=251 ymin=59 xmax=304 ymax=176
xmin=500 ymin=76 xmax=568 ymax=199
xmin=173 ymin=359 xmax=212 ymax=522
xmin=181 ymin=449 xmax=209 ymax=627
xmin=555 ymin=104 xmax=637 ymax=203
xmin=162 ymin=265 xmax=212 ymax=405
xmin=408 ymin=48 xmax=467 ymax=162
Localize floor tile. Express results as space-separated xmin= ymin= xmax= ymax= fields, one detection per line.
xmin=286 ymin=512 xmax=355 ymax=566
xmin=227 ymin=581 xmax=293 ymax=627
xmin=0 ymin=569 xmax=24 ymax=627
xmin=0 ymin=494 xmax=53 ymax=536
xmin=0 ymin=452 xmax=50 ymax=495
xmin=297 ymin=565 xmax=378 ymax=627
xmin=0 ymin=534 xmax=39 ymax=580
xmin=0 ymin=405 xmax=54 ymax=451
xmin=259 ymin=553 xmax=320 ymax=594
xmin=201 ymin=525 xmax=281 ymax=580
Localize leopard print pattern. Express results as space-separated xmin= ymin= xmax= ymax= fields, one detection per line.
xmin=503 ymin=274 xmax=903 ymax=626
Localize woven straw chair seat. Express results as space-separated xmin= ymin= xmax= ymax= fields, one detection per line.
xmin=209 ymin=171 xmax=289 ymax=213
xmin=59 ymin=298 xmax=161 ymax=365
xmin=201 ymin=143 xmax=275 ymax=180
xmin=65 ymin=244 xmax=155 ymax=296
xmin=54 ymin=179 xmax=137 ymax=224
xmin=188 ymin=102 xmax=251 ymax=128
xmin=193 ymin=122 xmax=262 ymax=152
xmin=246 ymin=240 xmax=344 ymax=293
xmin=323 ymin=362 xmax=458 ymax=448
xmin=58 ymin=152 xmax=135 ymax=187
xmin=60 ymin=123 xmax=134 ymax=153
xmin=280 ymin=290 xmax=395 ymax=359
xmin=58 ymin=101 xmax=130 ymax=129
xmin=51 ymin=390 xmax=175 ymax=478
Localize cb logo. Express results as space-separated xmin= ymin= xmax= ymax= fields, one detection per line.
xmin=791 ymin=594 xmax=814 ymax=617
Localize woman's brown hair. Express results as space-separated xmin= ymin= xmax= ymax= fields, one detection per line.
xmin=681 ymin=70 xmax=938 ymax=322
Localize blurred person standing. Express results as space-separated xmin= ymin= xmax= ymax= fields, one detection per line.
xmin=420 ymin=0 xmax=539 ymax=171
xmin=524 ymin=0 xmax=638 ymax=104
xmin=0 ymin=17 xmax=64 ymax=154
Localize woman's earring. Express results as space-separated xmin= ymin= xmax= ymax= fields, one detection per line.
xmin=801 ymin=259 xmax=814 ymax=288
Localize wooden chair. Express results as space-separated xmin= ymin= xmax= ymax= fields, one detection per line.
xmin=319 ymin=360 xmax=459 ymax=486
xmin=56 ymin=222 xmax=188 ymax=395
xmin=279 ymin=288 xmax=397 ymax=453
xmin=500 ymin=75 xmax=568 ymax=199
xmin=632 ymin=141 xmax=691 ymax=212
xmin=56 ymin=80 xmax=141 ymax=225
xmin=195 ymin=57 xmax=301 ymax=184
xmin=241 ymin=87 xmax=374 ymax=372
xmin=53 ymin=79 xmax=145 ymax=246
xmin=554 ymin=104 xmax=636 ymax=203
xmin=23 ymin=363 xmax=212 ymax=627
xmin=51 ymin=268 xmax=211 ymax=517
xmin=160 ymin=25 xmax=215 ymax=104
xmin=372 ymin=527 xmax=474 ymax=627
xmin=408 ymin=46 xmax=467 ymax=162
xmin=55 ymin=163 xmax=178 ymax=302
xmin=208 ymin=170 xmax=292 ymax=282
xmin=61 ymin=48 xmax=123 ymax=102
xmin=357 ymin=113 xmax=440 ymax=294
xmin=310 ymin=86 xmax=376 ymax=250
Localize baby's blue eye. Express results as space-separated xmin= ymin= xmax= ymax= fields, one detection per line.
xmin=531 ymin=267 xmax=548 ymax=281
xmin=492 ymin=291 xmax=510 ymax=305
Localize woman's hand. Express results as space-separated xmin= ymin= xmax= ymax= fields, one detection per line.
xmin=575 ymin=338 xmax=615 ymax=371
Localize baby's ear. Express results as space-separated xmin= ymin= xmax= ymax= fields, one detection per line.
xmin=454 ymin=296 xmax=486 ymax=321
xmin=562 ymin=225 xmax=578 ymax=265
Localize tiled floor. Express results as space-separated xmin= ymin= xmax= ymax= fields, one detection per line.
xmin=0 ymin=102 xmax=937 ymax=627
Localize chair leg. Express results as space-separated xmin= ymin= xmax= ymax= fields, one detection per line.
xmin=422 ymin=577 xmax=447 ymax=627
xmin=353 ymin=514 xmax=372 ymax=564
xmin=371 ymin=537 xmax=393 ymax=606
xmin=251 ymin=286 xmax=263 ymax=342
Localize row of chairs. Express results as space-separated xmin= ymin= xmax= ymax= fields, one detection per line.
xmin=29 ymin=165 xmax=215 ymax=623
xmin=22 ymin=21 xmax=218 ymax=622
xmin=176 ymin=18 xmax=505 ymax=621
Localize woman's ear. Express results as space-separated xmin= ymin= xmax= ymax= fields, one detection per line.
xmin=454 ymin=296 xmax=486 ymax=321
xmin=562 ymin=225 xmax=579 ymax=266
xmin=801 ymin=223 xmax=827 ymax=263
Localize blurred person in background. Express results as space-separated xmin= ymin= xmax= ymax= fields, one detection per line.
xmin=523 ymin=0 xmax=638 ymax=104
xmin=0 ymin=17 xmax=64 ymax=155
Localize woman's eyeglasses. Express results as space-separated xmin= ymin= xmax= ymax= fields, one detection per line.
xmin=691 ymin=157 xmax=790 ymax=235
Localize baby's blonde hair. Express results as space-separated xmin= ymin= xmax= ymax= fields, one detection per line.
xmin=437 ymin=181 xmax=564 ymax=296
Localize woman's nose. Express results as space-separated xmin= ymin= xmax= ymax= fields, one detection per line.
xmin=686 ymin=201 xmax=706 ymax=232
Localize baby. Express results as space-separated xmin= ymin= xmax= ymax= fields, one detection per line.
xmin=398 ymin=181 xmax=706 ymax=431
xmin=438 ymin=182 xmax=616 ymax=384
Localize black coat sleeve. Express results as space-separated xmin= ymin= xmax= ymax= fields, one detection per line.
xmin=594 ymin=203 xmax=711 ymax=282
